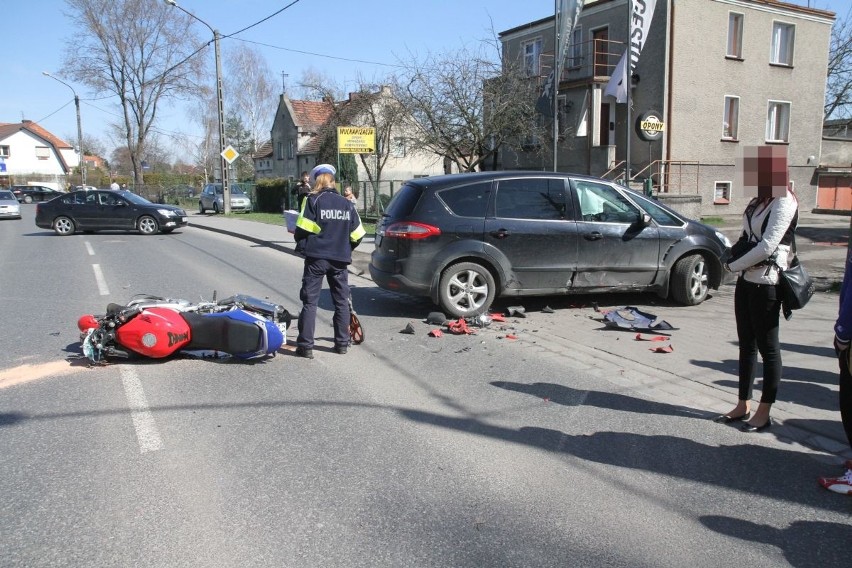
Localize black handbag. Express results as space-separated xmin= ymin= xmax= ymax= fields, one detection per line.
xmin=778 ymin=255 xmax=815 ymax=311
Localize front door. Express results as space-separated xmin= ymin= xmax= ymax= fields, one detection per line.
xmin=483 ymin=177 xmax=578 ymax=291
xmin=570 ymin=178 xmax=661 ymax=290
xmin=600 ymin=102 xmax=610 ymax=146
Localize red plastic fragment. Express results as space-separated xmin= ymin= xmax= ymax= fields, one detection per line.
xmin=649 ymin=344 xmax=674 ymax=353
xmin=429 ymin=329 xmax=443 ymax=338
xmin=489 ymin=313 xmax=506 ymax=322
xmin=505 ymin=334 xmax=518 ymax=340
xmin=635 ymin=333 xmax=669 ymax=342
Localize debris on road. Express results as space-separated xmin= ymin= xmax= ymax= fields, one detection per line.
xmin=649 ymin=344 xmax=674 ymax=353
xmin=400 ymin=323 xmax=416 ymax=335
xmin=634 ymin=333 xmax=670 ymax=342
xmin=602 ymin=306 xmax=675 ymax=332
xmin=429 ymin=329 xmax=443 ymax=338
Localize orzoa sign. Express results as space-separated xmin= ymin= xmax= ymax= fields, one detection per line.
xmin=337 ymin=127 xmax=376 ymax=154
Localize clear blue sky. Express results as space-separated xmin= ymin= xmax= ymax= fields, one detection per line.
xmin=2 ymin=0 xmax=846 ymax=155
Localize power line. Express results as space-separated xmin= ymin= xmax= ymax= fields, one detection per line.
xmin=32 ymin=100 xmax=74 ymax=126
xmin=223 ymin=0 xmax=304 ymax=38
xmin=235 ymin=37 xmax=402 ymax=68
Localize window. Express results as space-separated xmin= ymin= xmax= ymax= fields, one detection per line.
xmin=723 ymin=96 xmax=739 ymax=140
xmin=0 ymin=145 xmax=9 ymax=157
xmin=576 ymin=91 xmax=589 ymax=137
xmin=569 ymin=26 xmax=583 ymax=67
xmin=727 ymin=13 xmax=743 ymax=58
xmin=771 ymin=22 xmax=795 ymax=66
xmin=766 ymin=101 xmax=791 ymax=142
xmin=574 ymin=180 xmax=640 ymax=224
xmin=391 ymin=137 xmax=406 ymax=158
xmin=437 ymin=182 xmax=491 ymax=218
xmin=287 ymin=140 xmax=295 ymax=159
xmin=522 ymin=38 xmax=543 ymax=76
xmin=35 ymin=146 xmax=50 ymax=160
xmin=495 ymin=178 xmax=568 ymax=220
xmin=276 ymin=141 xmax=284 ymax=160
xmin=714 ymin=181 xmax=732 ymax=204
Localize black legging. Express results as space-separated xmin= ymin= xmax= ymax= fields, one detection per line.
xmin=839 ymin=348 xmax=852 ymax=448
xmin=734 ymin=278 xmax=782 ymax=404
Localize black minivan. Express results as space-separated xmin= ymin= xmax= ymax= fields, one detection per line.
xmin=369 ymin=172 xmax=732 ymax=317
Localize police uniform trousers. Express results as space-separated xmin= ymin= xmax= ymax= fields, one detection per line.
xmin=297 ymin=257 xmax=350 ymax=349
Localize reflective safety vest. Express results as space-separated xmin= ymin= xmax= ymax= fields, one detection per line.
xmin=295 ymin=188 xmax=365 ymax=263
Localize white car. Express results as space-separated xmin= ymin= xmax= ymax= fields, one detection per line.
xmin=0 ymin=189 xmax=22 ymax=219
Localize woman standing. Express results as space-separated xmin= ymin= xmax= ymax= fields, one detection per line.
xmin=715 ymin=179 xmax=798 ymax=432
xmin=293 ymin=164 xmax=365 ymax=359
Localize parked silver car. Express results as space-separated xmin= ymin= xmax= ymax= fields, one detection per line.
xmin=0 ymin=189 xmax=22 ymax=219
xmin=198 ymin=183 xmax=252 ymax=214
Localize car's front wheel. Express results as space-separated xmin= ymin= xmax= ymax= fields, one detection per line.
xmin=438 ymin=261 xmax=496 ymax=318
xmin=53 ymin=216 xmax=75 ymax=236
xmin=138 ymin=215 xmax=159 ymax=235
xmin=670 ymin=253 xmax=710 ymax=305
xmin=213 ymin=202 xmax=220 ymax=214
xmin=199 ymin=201 xmax=206 ymax=214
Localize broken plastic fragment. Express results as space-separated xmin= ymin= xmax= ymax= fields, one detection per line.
xmin=505 ymin=334 xmax=518 ymax=340
xmin=447 ymin=318 xmax=476 ymax=335
xmin=426 ymin=312 xmax=447 ymax=325
xmin=541 ymin=306 xmax=554 ymax=314
xmin=489 ymin=313 xmax=506 ymax=322
xmin=634 ymin=333 xmax=669 ymax=342
xmin=603 ymin=306 xmax=675 ymax=332
xmin=429 ymin=329 xmax=443 ymax=338
xmin=400 ymin=323 xmax=416 ymax=335
xmin=649 ymin=344 xmax=674 ymax=353
xmin=506 ymin=306 xmax=526 ymax=317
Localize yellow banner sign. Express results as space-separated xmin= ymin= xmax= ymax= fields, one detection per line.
xmin=640 ymin=120 xmax=665 ymax=132
xmin=338 ymin=127 xmax=376 ymax=154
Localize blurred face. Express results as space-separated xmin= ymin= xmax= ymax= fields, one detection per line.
xmin=344 ymin=188 xmax=352 ymax=197
xmin=301 ymin=174 xmax=309 ymax=184
xmin=736 ymin=145 xmax=788 ymax=199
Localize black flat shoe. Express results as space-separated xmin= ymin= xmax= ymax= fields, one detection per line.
xmin=741 ymin=418 xmax=772 ymax=433
xmin=712 ymin=413 xmax=750 ymax=424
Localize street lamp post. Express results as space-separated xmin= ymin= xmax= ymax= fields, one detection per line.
xmin=164 ymin=0 xmax=230 ymax=214
xmin=43 ymin=72 xmax=86 ymax=188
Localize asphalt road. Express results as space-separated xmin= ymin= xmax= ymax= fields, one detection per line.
xmin=1 ymin=206 xmax=850 ymax=567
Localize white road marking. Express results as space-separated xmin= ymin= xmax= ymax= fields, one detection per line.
xmin=119 ymin=365 xmax=164 ymax=454
xmin=84 ymin=241 xmax=95 ymax=256
xmin=91 ymin=264 xmax=110 ymax=296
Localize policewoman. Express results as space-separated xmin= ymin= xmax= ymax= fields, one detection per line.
xmin=293 ymin=164 xmax=365 ymax=359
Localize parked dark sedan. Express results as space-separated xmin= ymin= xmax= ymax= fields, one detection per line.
xmin=11 ymin=185 xmax=65 ymax=203
xmin=35 ymin=190 xmax=188 ymax=236
xmin=369 ymin=172 xmax=733 ymax=317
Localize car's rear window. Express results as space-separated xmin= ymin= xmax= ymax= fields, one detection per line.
xmin=0 ymin=191 xmax=15 ymax=201
xmin=438 ymin=181 xmax=492 ymax=218
xmin=384 ymin=184 xmax=423 ymax=218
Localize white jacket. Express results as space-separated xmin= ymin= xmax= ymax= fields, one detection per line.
xmin=727 ymin=191 xmax=798 ymax=285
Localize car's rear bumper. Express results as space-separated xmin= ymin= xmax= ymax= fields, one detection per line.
xmin=369 ymin=263 xmax=431 ymax=296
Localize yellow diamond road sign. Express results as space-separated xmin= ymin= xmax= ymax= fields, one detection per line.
xmin=221 ymin=145 xmax=239 ymax=164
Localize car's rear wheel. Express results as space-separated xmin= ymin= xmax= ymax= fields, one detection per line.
xmin=213 ymin=202 xmax=220 ymax=214
xmin=23 ymin=195 xmax=33 ymax=204
xmin=138 ymin=215 xmax=159 ymax=235
xmin=671 ymin=253 xmax=709 ymax=305
xmin=438 ymin=261 xmax=496 ymax=318
xmin=199 ymin=201 xmax=205 ymax=214
xmin=53 ymin=216 xmax=75 ymax=236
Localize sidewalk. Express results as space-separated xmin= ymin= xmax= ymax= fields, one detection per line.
xmin=186 ymin=210 xmax=852 ymax=462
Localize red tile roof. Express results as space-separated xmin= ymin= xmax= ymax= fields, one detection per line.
xmin=0 ymin=120 xmax=72 ymax=149
xmin=290 ymin=100 xmax=333 ymax=130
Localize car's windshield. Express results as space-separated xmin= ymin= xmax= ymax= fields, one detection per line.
xmin=118 ymin=190 xmax=152 ymax=205
xmin=0 ymin=191 xmax=15 ymax=201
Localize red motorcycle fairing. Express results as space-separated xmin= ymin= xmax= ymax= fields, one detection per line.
xmin=115 ymin=307 xmax=192 ymax=358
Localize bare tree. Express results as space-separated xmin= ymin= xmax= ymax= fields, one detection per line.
xmin=393 ymin=42 xmax=542 ymax=172
xmin=224 ymin=43 xmax=277 ymax=157
xmin=302 ymin=76 xmax=412 ymax=195
xmin=826 ymin=6 xmax=852 ymax=121
xmin=62 ymin=0 xmax=206 ymax=185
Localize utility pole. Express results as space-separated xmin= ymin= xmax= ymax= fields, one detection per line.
xmin=165 ymin=0 xmax=230 ymax=213
xmin=43 ymin=72 xmax=86 ymax=188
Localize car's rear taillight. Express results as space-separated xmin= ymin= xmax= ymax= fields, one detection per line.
xmin=384 ymin=222 xmax=441 ymax=240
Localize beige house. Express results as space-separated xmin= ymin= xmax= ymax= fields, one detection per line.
xmin=256 ymin=89 xmax=448 ymax=190
xmin=499 ymin=0 xmax=835 ymax=217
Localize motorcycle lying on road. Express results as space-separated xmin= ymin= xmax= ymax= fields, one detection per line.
xmin=77 ymin=293 xmax=292 ymax=364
